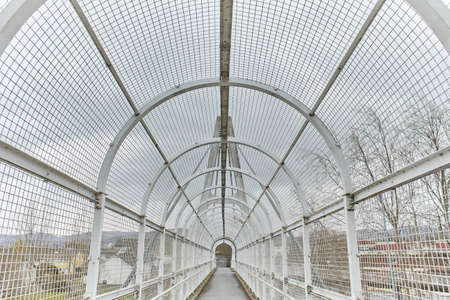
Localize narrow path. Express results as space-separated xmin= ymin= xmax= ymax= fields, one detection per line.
xmin=198 ymin=267 xmax=249 ymax=300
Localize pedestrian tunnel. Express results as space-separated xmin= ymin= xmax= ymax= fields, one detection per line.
xmin=0 ymin=0 xmax=449 ymax=299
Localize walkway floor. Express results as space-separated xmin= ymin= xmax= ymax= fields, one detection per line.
xmin=198 ymin=268 xmax=249 ymax=300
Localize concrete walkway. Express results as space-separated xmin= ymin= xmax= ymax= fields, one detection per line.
xmin=198 ymin=268 xmax=249 ymax=300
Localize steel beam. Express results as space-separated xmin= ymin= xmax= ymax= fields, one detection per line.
xmin=84 ymin=192 xmax=105 ymax=299
xmin=219 ymin=0 xmax=234 ymax=237
xmin=406 ymin=0 xmax=450 ymax=52
xmin=181 ymin=196 xmax=269 ymax=234
xmin=353 ymin=146 xmax=450 ymax=204
xmin=136 ymin=217 xmax=146 ymax=300
xmin=172 ymin=185 xmax=273 ymax=232
xmin=144 ymin=137 xmax=296 ymax=225
xmin=0 ymin=0 xmax=46 ymax=55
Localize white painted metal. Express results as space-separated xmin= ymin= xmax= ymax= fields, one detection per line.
xmin=344 ymin=194 xmax=363 ymax=300
xmin=281 ymin=229 xmax=288 ymax=294
xmin=96 ymin=77 xmax=348 ymax=204
xmin=136 ymin=217 xmax=146 ymax=300
xmin=158 ymin=229 xmax=166 ymax=295
xmin=353 ymin=146 xmax=450 ymax=204
xmin=406 ymin=0 xmax=450 ymax=52
xmin=269 ymin=235 xmax=274 ymax=299
xmin=188 ymin=205 xmax=262 ymax=238
xmin=164 ymin=167 xmax=272 ymax=216
xmin=0 ymin=0 xmax=46 ymax=55
xmin=288 ymin=278 xmax=352 ymax=300
xmin=1 ymin=1 xmax=449 ymax=299
xmin=173 ymin=185 xmax=273 ymax=231
xmin=303 ymin=221 xmax=312 ymax=298
xmin=85 ymin=192 xmax=106 ymax=299
xmin=181 ymin=196 xmax=269 ymax=233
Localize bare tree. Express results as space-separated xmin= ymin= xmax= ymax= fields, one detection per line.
xmin=405 ymin=101 xmax=449 ymax=230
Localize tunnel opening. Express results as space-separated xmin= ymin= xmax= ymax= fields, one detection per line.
xmin=215 ymin=243 xmax=232 ymax=268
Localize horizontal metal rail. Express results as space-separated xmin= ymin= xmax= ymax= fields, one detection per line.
xmin=237 ymin=146 xmax=450 ymax=250
xmin=237 ymin=261 xmax=352 ymax=300
xmin=235 ymin=262 xmax=295 ymax=300
xmin=95 ymin=260 xmax=213 ymax=300
xmin=150 ymin=263 xmax=211 ymax=300
xmin=0 ymin=140 xmax=210 ymax=251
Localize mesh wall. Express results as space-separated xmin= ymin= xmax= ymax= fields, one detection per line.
xmin=0 ymin=162 xmax=93 ymax=299
xmin=356 ymin=171 xmax=450 ymax=299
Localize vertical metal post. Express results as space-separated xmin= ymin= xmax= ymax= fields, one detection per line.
xmin=252 ymin=243 xmax=257 ymax=294
xmin=158 ymin=229 xmax=166 ymax=295
xmin=282 ymin=229 xmax=288 ymax=295
xmin=344 ymin=195 xmax=363 ymax=300
xmin=172 ymin=234 xmax=178 ymax=299
xmin=303 ymin=219 xmax=312 ymax=298
xmin=84 ymin=192 xmax=105 ymax=299
xmin=136 ymin=217 xmax=146 ymax=300
xmin=269 ymin=234 xmax=274 ymax=299
xmin=179 ymin=235 xmax=186 ymax=300
xmin=262 ymin=239 xmax=267 ymax=299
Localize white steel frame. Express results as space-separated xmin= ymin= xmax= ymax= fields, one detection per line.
xmin=1 ymin=0 xmax=449 ymax=299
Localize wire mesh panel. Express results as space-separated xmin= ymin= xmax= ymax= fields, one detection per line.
xmin=287 ymin=227 xmax=305 ymax=283
xmin=0 ymin=162 xmax=93 ymax=299
xmin=141 ymin=283 xmax=158 ymax=300
xmin=356 ymin=171 xmax=450 ymax=300
xmin=272 ymin=234 xmax=283 ymax=280
xmin=97 ymin=209 xmax=138 ymax=295
xmin=317 ymin=0 xmax=449 ymax=185
xmin=309 ymin=212 xmax=351 ymax=296
xmin=0 ymin=0 xmax=133 ymax=188
xmin=143 ymin=228 xmax=161 ymax=282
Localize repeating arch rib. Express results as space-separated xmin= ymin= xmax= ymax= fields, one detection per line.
xmin=179 ymin=196 xmax=270 ymax=235
xmin=1 ymin=0 xmax=449 ymax=59
xmin=162 ymin=167 xmax=286 ymax=225
xmin=172 ymin=185 xmax=273 ymax=232
xmin=186 ymin=205 xmax=262 ymax=239
xmin=142 ymin=137 xmax=299 ymax=223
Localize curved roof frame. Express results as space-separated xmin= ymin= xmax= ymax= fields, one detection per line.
xmin=160 ymin=138 xmax=300 ymax=225
xmin=173 ymin=185 xmax=273 ymax=231
xmin=181 ymin=196 xmax=268 ymax=235
xmin=141 ymin=137 xmax=297 ymax=216
xmin=96 ymin=77 xmax=351 ymax=195
xmin=162 ymin=167 xmax=286 ymax=227
xmin=1 ymin=0 xmax=448 ymax=61
xmin=212 ymin=237 xmax=237 ymax=258
xmin=1 ymin=0 xmax=448 ymax=243
xmin=188 ymin=204 xmax=262 ymax=238
xmin=188 ymin=213 xmax=252 ymax=242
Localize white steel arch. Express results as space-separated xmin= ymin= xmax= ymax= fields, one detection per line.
xmin=1 ymin=0 xmax=449 ymax=59
xmin=149 ymin=137 xmax=301 ymax=225
xmin=190 ymin=205 xmax=262 ymax=238
xmin=172 ymin=185 xmax=273 ymax=232
xmin=181 ymin=196 xmax=269 ymax=235
xmin=0 ymin=2 xmax=449 ymax=300
xmin=162 ymin=167 xmax=287 ymax=226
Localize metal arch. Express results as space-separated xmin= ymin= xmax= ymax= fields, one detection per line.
xmin=95 ymin=78 xmax=352 ymax=194
xmin=0 ymin=0 xmax=448 ymax=193
xmin=140 ymin=137 xmax=299 ymax=217
xmin=212 ymin=236 xmax=237 ymax=253
xmin=191 ymin=215 xmax=251 ymax=244
xmin=187 ymin=206 xmax=262 ymax=240
xmin=162 ymin=167 xmax=285 ymax=226
xmin=181 ymin=196 xmax=268 ymax=235
xmin=405 ymin=0 xmax=450 ymax=52
xmin=1 ymin=0 xmax=449 ymax=64
xmin=176 ymin=195 xmax=271 ymax=235
xmin=0 ymin=0 xmax=47 ymax=55
xmin=173 ymin=185 xmax=273 ymax=231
